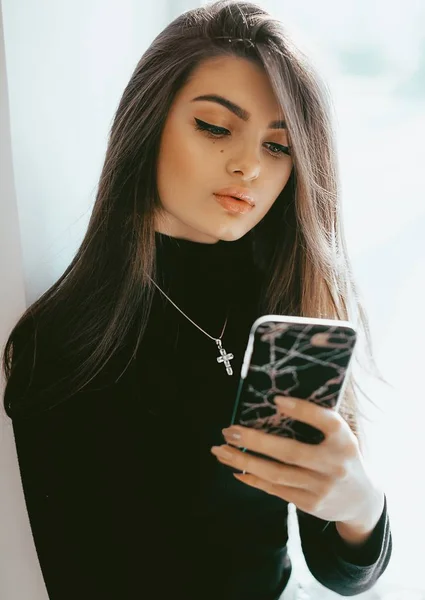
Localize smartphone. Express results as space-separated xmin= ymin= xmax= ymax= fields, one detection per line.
xmin=230 ymin=315 xmax=357 ymax=451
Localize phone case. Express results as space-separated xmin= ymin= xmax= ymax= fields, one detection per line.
xmin=230 ymin=315 xmax=357 ymax=446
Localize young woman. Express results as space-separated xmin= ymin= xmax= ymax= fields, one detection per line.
xmin=2 ymin=1 xmax=392 ymax=598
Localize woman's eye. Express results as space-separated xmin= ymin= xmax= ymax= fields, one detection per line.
xmin=194 ymin=118 xmax=291 ymax=157
xmin=266 ymin=143 xmax=291 ymax=157
xmin=194 ymin=118 xmax=229 ymax=137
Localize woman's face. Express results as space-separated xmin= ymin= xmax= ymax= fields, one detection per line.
xmin=155 ymin=55 xmax=294 ymax=244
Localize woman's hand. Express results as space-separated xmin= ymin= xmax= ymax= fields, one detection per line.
xmin=211 ymin=395 xmax=385 ymax=532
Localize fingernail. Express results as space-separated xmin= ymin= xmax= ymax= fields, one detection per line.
xmin=211 ymin=446 xmax=233 ymax=460
xmin=274 ymin=396 xmax=296 ymax=409
xmin=222 ymin=427 xmax=242 ymax=441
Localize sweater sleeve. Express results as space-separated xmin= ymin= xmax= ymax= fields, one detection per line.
xmin=296 ymin=494 xmax=392 ymax=596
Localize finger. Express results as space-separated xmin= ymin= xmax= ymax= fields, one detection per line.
xmin=274 ymin=395 xmax=344 ymax=439
xmin=233 ymin=472 xmax=316 ymax=508
xmin=222 ymin=426 xmax=325 ymax=473
xmin=211 ymin=444 xmax=325 ymax=490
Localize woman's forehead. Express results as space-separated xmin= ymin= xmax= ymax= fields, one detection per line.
xmin=175 ymin=57 xmax=284 ymax=122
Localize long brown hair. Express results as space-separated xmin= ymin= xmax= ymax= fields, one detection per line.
xmin=2 ymin=0 xmax=378 ymax=438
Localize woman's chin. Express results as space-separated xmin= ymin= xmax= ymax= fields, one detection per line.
xmin=154 ymin=212 xmax=253 ymax=244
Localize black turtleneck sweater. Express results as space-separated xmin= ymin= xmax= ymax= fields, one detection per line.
xmin=6 ymin=232 xmax=391 ymax=599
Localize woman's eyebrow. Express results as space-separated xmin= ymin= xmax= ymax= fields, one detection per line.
xmin=191 ymin=94 xmax=287 ymax=130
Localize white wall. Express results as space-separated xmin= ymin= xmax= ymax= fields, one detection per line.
xmin=0 ymin=3 xmax=38 ymax=597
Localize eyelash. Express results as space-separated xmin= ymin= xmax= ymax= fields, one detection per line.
xmin=193 ymin=118 xmax=291 ymax=158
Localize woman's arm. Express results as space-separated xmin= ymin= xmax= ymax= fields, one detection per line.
xmin=296 ymin=494 xmax=392 ymax=596
xmin=215 ymin=396 xmax=394 ymax=596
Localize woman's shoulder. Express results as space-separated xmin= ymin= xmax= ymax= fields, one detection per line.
xmin=4 ymin=311 xmax=133 ymax=421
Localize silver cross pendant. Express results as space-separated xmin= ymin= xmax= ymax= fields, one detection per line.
xmin=216 ymin=338 xmax=234 ymax=375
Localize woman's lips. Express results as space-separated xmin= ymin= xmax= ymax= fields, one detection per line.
xmin=213 ymin=194 xmax=254 ymax=215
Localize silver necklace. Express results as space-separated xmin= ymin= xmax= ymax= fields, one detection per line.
xmin=148 ymin=276 xmax=234 ymax=376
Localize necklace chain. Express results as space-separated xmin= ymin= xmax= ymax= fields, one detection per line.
xmin=147 ymin=275 xmax=234 ymax=375
xmin=148 ymin=277 xmax=228 ymax=341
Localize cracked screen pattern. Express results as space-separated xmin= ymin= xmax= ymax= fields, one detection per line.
xmin=232 ymin=321 xmax=357 ymax=445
